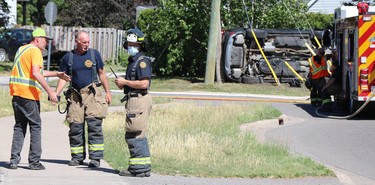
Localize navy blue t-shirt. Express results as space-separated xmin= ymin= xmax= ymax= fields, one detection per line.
xmin=124 ymin=52 xmax=152 ymax=94
xmin=59 ymin=49 xmax=104 ymax=90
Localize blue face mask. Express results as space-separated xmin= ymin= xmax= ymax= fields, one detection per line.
xmin=128 ymin=46 xmax=139 ymax=56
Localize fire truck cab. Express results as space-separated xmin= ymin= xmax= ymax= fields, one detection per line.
xmin=333 ymin=4 xmax=375 ymax=113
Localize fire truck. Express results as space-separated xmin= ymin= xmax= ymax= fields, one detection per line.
xmin=332 ymin=3 xmax=375 ymax=113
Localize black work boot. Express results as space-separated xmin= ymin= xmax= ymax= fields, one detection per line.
xmin=131 ymin=171 xmax=151 ymax=177
xmin=8 ymin=163 xmax=18 ymax=169
xmin=68 ymin=159 xmax=84 ymax=166
xmin=29 ymin=162 xmax=45 ymax=170
xmin=88 ymin=159 xmax=100 ymax=168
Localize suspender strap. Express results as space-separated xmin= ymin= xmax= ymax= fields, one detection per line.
xmin=130 ymin=56 xmax=144 ymax=80
xmin=68 ymin=52 xmax=74 ymax=88
xmin=90 ymin=49 xmax=99 ymax=84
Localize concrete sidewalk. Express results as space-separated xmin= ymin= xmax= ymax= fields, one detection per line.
xmin=0 ymin=107 xmax=128 ymax=185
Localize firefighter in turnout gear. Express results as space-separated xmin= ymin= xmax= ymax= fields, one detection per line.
xmin=55 ymin=30 xmax=112 ymax=168
xmin=320 ymin=49 xmax=342 ymax=112
xmin=308 ymin=47 xmax=329 ymax=106
xmin=115 ymin=28 xmax=152 ymax=177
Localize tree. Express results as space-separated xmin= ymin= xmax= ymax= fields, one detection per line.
xmin=221 ymin=0 xmax=313 ymax=29
xmin=305 ymin=12 xmax=333 ymax=30
xmin=138 ymin=0 xmax=211 ymax=77
xmin=14 ymin=0 xmax=158 ymax=28
xmin=58 ymin=0 xmax=158 ymax=29
xmin=0 ymin=0 xmax=10 ymax=28
xmin=16 ymin=0 xmax=64 ymax=26
xmin=138 ymin=0 xmax=324 ymax=77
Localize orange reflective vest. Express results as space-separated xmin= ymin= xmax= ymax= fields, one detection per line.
xmin=9 ymin=44 xmax=43 ymax=100
xmin=309 ymin=56 xmax=329 ymax=79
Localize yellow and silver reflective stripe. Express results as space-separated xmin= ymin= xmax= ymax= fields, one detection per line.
xmin=310 ymin=57 xmax=328 ymax=75
xmin=89 ymin=144 xmax=104 ymax=151
xmin=70 ymin=146 xmax=84 ymax=154
xmin=9 ymin=76 xmax=43 ymax=91
xmin=10 ymin=45 xmax=43 ymax=91
xmin=322 ymin=98 xmax=332 ymax=104
xmin=311 ymin=67 xmax=323 ymax=75
xmin=12 ymin=45 xmax=35 ymax=70
xmin=129 ymin=157 xmax=151 ymax=165
xmin=12 ymin=45 xmax=36 ymax=75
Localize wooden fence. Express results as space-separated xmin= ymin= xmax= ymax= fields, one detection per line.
xmin=22 ymin=25 xmax=127 ymax=64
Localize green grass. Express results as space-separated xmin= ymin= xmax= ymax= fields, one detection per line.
xmin=103 ymin=102 xmax=334 ymax=178
xmin=102 ymin=61 xmax=310 ymax=97
xmin=103 ymin=64 xmax=310 ymax=97
xmin=0 ymin=61 xmax=13 ymax=75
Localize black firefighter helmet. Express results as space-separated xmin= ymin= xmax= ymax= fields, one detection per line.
xmin=123 ymin=28 xmax=146 ymax=52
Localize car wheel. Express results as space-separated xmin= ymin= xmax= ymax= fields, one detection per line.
xmin=0 ymin=48 xmax=8 ymax=62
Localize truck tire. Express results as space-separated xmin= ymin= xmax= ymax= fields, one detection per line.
xmin=0 ymin=48 xmax=8 ymax=63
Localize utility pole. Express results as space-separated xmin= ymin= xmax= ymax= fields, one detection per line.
xmin=205 ymin=0 xmax=220 ymax=84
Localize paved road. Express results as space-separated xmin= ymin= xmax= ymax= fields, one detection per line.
xmin=269 ymin=102 xmax=375 ymax=185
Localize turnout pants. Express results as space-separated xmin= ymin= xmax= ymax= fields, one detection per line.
xmin=66 ymin=84 xmax=108 ymax=160
xmin=10 ymin=96 xmax=42 ymax=165
xmin=322 ymin=85 xmax=341 ymax=107
xmin=310 ymin=77 xmax=327 ymax=106
xmin=69 ymin=118 xmax=104 ymax=160
xmin=125 ymin=93 xmax=152 ymax=174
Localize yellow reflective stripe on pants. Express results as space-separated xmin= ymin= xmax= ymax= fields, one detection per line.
xmin=89 ymin=144 xmax=104 ymax=151
xmin=71 ymin=146 xmax=84 ymax=154
xmin=129 ymin=157 xmax=151 ymax=165
xmin=322 ymin=98 xmax=332 ymax=105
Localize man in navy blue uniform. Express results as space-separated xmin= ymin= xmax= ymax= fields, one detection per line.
xmin=56 ymin=30 xmax=112 ymax=168
xmin=115 ymin=28 xmax=152 ymax=177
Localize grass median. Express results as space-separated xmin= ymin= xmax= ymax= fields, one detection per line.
xmin=103 ymin=102 xmax=334 ymax=178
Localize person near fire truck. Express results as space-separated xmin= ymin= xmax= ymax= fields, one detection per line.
xmin=308 ymin=47 xmax=329 ymax=106
xmin=320 ymin=49 xmax=342 ymax=112
xmin=115 ymin=28 xmax=152 ymax=177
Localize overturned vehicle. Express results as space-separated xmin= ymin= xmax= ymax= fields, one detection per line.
xmin=221 ymin=27 xmax=324 ymax=86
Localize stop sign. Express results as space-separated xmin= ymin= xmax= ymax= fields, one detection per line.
xmin=44 ymin=2 xmax=57 ymax=24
